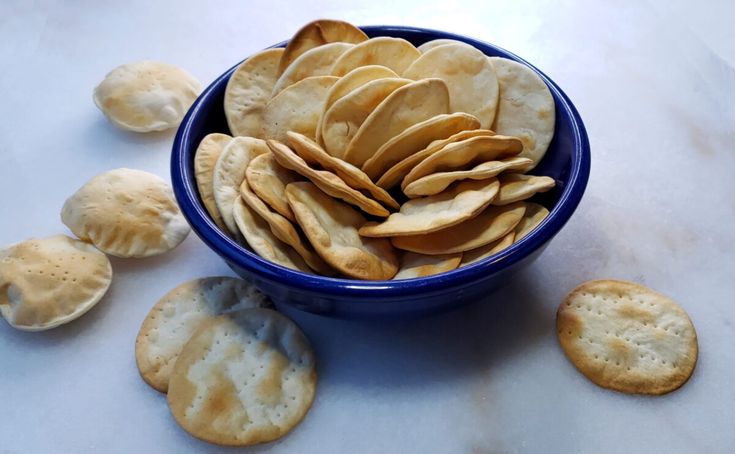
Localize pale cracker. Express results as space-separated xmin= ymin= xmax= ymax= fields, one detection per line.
xmin=272 ymin=42 xmax=353 ymax=96
xmin=393 ymin=252 xmax=462 ymax=280
xmin=492 ymin=173 xmax=555 ymax=206
xmin=417 ymin=39 xmax=473 ymax=53
xmin=330 ymin=37 xmax=420 ymax=77
xmin=513 ymin=202 xmax=550 ymax=241
xmin=194 ymin=133 xmax=232 ymax=231
xmin=460 ymin=231 xmax=515 ymax=266
xmin=246 ymin=153 xmax=300 ymax=222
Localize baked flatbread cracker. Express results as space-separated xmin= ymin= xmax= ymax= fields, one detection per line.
xmin=194 ymin=133 xmax=232 ymax=231
xmin=272 ymin=42 xmax=353 ymax=96
xmin=393 ymin=252 xmax=462 ymax=280
xmin=330 ymin=37 xmax=420 ymax=77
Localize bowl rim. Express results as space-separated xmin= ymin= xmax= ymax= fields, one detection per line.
xmin=171 ymin=24 xmax=590 ymax=299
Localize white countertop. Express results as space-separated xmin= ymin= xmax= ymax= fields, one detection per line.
xmin=2 ymin=1 xmax=734 ymax=452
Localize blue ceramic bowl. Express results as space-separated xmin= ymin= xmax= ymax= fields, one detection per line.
xmin=171 ymin=25 xmax=590 ymax=320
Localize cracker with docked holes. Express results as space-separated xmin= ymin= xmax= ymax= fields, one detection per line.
xmin=460 ymin=231 xmax=515 ymax=266
xmin=286 ymin=182 xmax=399 ymax=280
xmin=135 ymin=277 xmax=271 ymax=393
xmin=195 ymin=133 xmax=232 ymax=231
xmin=393 ymin=252 xmax=462 ymax=280
xmin=557 ymin=280 xmax=698 ymax=395
xmin=330 ymin=37 xmax=420 ymax=77
xmin=0 ymin=235 xmax=112 ymax=331
xmin=493 ymin=173 xmax=555 ymax=206
xmin=513 ymin=202 xmax=550 ymax=241
xmin=61 ymin=168 xmax=190 ymax=258
xmin=272 ymin=42 xmax=353 ymax=96
xmin=267 ymin=140 xmax=389 ymax=217
xmin=224 ymin=48 xmax=284 ymax=138
xmin=167 ymin=308 xmax=317 ymax=446
xmin=359 ymin=179 xmax=500 ymax=238
xmin=286 ymin=132 xmax=399 ymax=210
xmin=246 ymin=153 xmax=300 ymax=222
xmin=391 ymin=202 xmax=526 ymax=255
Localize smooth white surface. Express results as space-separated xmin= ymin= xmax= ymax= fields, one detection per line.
xmin=1 ymin=1 xmax=734 ymax=453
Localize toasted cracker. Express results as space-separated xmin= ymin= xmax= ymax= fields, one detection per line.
xmin=460 ymin=231 xmax=515 ymax=266
xmin=285 ymin=182 xmax=398 ymax=280
xmin=489 ymin=57 xmax=555 ymax=170
xmin=403 ymin=44 xmax=499 ymax=128
xmin=330 ymin=37 xmax=420 ymax=77
xmin=272 ymin=42 xmax=353 ymax=96
xmin=557 ymin=280 xmax=698 ymax=395
xmin=0 ymin=235 xmax=112 ymax=331
xmin=135 ymin=277 xmax=271 ymax=392
xmin=391 ymin=202 xmax=526 ymax=254
xmin=246 ymin=153 xmax=300 ymax=221
xmin=194 ymin=133 xmax=232 ymax=231
xmin=417 ymin=39 xmax=472 ymax=53
xmin=287 ymin=132 xmax=399 ymax=210
xmin=393 ymin=252 xmax=462 ymax=280
xmin=61 ymin=168 xmax=190 ymax=258
xmin=267 ymin=140 xmax=389 ymax=217
xmin=513 ymin=202 xmax=550 ymax=241
xmin=359 ymin=179 xmax=500 ymax=237
xmin=403 ymin=156 xmax=534 ymax=198
xmin=343 ymin=78 xmax=450 ymax=168
xmin=224 ymin=48 xmax=284 ymax=138
xmin=167 ymin=309 xmax=316 ymax=446
xmin=262 ymin=76 xmax=338 ymax=142
xmin=493 ymin=173 xmax=555 ymax=206
xmin=213 ymin=137 xmax=270 ymax=237
xmin=321 ymin=77 xmax=411 ymax=158
xmin=278 ymin=19 xmax=368 ymax=76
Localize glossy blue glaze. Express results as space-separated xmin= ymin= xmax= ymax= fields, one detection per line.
xmin=171 ymin=26 xmax=590 ymax=319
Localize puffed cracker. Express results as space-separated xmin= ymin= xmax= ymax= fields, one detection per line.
xmin=330 ymin=37 xmax=420 ymax=77
xmin=194 ymin=133 xmax=232 ymax=231
xmin=393 ymin=252 xmax=462 ymax=280
xmin=246 ymin=153 xmax=300 ymax=222
xmin=272 ymin=42 xmax=353 ymax=96
xmin=492 ymin=173 xmax=555 ymax=206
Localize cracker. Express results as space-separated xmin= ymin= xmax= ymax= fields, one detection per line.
xmin=403 ymin=156 xmax=534 ymax=198
xmin=417 ymin=39 xmax=472 ymax=53
xmin=391 ymin=202 xmax=526 ymax=254
xmin=401 ymin=134 xmax=523 ymax=190
xmin=393 ymin=252 xmax=462 ymax=280
xmin=460 ymin=231 xmax=515 ymax=266
xmin=194 ymin=133 xmax=232 ymax=231
xmin=287 ymin=132 xmax=399 ymax=210
xmin=489 ymin=57 xmax=555 ymax=170
xmin=272 ymin=42 xmax=353 ymax=96
xmin=278 ymin=19 xmax=368 ymax=76
xmin=61 ymin=168 xmax=190 ymax=258
xmin=224 ymin=48 xmax=284 ymax=138
xmin=557 ymin=280 xmax=698 ymax=395
xmin=213 ymin=137 xmax=270 ymax=237
xmin=343 ymin=78 xmax=450 ymax=168
xmin=267 ymin=140 xmax=389 ymax=217
xmin=330 ymin=37 xmax=421 ymax=77
xmin=362 ymin=112 xmax=481 ymax=180
xmin=359 ymin=179 xmax=500 ymax=237
xmin=403 ymin=44 xmax=499 ymax=128
xmin=285 ymin=182 xmax=398 ymax=280
xmin=246 ymin=153 xmax=300 ymax=222
xmin=0 ymin=235 xmax=112 ymax=331
xmin=93 ymin=60 xmax=200 ymax=132
xmin=513 ymin=202 xmax=550 ymax=241
xmin=262 ymin=76 xmax=338 ymax=142
xmin=135 ymin=277 xmax=271 ymax=392
xmin=167 ymin=308 xmax=316 ymax=446
xmin=492 ymin=173 xmax=555 ymax=206
xmin=321 ymin=77 xmax=411 ymax=159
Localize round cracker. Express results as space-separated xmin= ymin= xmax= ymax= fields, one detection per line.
xmin=135 ymin=277 xmax=271 ymax=392
xmin=460 ymin=231 xmax=515 ymax=266
xmin=61 ymin=168 xmax=190 ymax=258
xmin=403 ymin=44 xmax=499 ymax=128
xmin=557 ymin=280 xmax=698 ymax=395
xmin=362 ymin=112 xmax=481 ymax=180
xmin=93 ymin=60 xmax=200 ymax=132
xmin=246 ymin=153 xmax=300 ymax=222
xmin=194 ymin=133 xmax=232 ymax=231
xmin=489 ymin=57 xmax=556 ymax=170
xmin=224 ymin=48 xmax=284 ymax=138
xmin=278 ymin=19 xmax=368 ymax=76
xmin=286 ymin=182 xmax=398 ymax=280
xmin=262 ymin=76 xmax=338 ymax=142
xmin=272 ymin=42 xmax=353 ymax=96
xmin=393 ymin=252 xmax=462 ymax=280
xmin=493 ymin=173 xmax=556 ymax=206
xmin=359 ymin=179 xmax=500 ymax=238
xmin=0 ymin=235 xmax=112 ymax=331
xmin=167 ymin=308 xmax=317 ymax=446
xmin=417 ymin=38 xmax=473 ymax=53
xmin=513 ymin=202 xmax=550 ymax=241
xmin=343 ymin=78 xmax=450 ymax=168
xmin=330 ymin=37 xmax=421 ymax=77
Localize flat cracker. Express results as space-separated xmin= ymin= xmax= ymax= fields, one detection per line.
xmin=492 ymin=173 xmax=555 ymax=206
xmin=417 ymin=39 xmax=472 ymax=53
xmin=135 ymin=277 xmax=271 ymax=392
xmin=330 ymin=37 xmax=421 ymax=77
xmin=0 ymin=235 xmax=112 ymax=331
xmin=391 ymin=202 xmax=526 ymax=255
xmin=489 ymin=57 xmax=555 ymax=170
xmin=213 ymin=137 xmax=270 ymax=237
xmin=513 ymin=202 xmax=550 ymax=241
xmin=343 ymin=78 xmax=450 ymax=168
xmin=224 ymin=48 xmax=284 ymax=138
xmin=194 ymin=133 xmax=232 ymax=231
xmin=359 ymin=179 xmax=500 ymax=237
xmin=362 ymin=112 xmax=481 ymax=180
xmin=557 ymin=280 xmax=698 ymax=395
xmin=246 ymin=153 xmax=300 ymax=222
xmin=272 ymin=42 xmax=353 ymax=96
xmin=61 ymin=168 xmax=190 ymax=258
xmin=460 ymin=231 xmax=515 ymax=266
xmin=393 ymin=252 xmax=462 ymax=280
xmin=285 ymin=182 xmax=398 ymax=280
xmin=403 ymin=44 xmax=499 ymax=128
xmin=167 ymin=309 xmax=316 ymax=446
